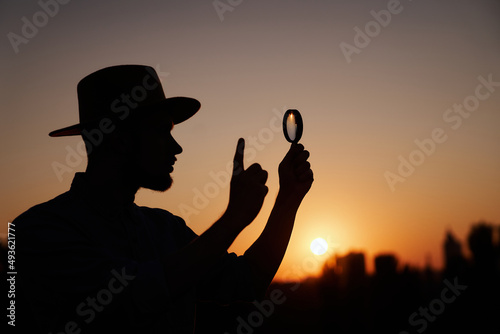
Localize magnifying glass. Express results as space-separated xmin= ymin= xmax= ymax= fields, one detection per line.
xmin=283 ymin=109 xmax=303 ymax=144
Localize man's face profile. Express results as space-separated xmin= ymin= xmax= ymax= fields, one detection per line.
xmin=132 ymin=111 xmax=183 ymax=192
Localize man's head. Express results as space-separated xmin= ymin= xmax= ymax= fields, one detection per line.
xmin=49 ymin=65 xmax=200 ymax=191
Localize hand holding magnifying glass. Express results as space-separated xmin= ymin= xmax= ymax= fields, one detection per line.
xmin=279 ymin=108 xmax=313 ymax=200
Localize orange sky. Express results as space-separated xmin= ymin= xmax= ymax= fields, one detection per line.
xmin=1 ymin=0 xmax=499 ymax=281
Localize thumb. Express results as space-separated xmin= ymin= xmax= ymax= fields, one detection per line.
xmin=233 ymin=138 xmax=245 ymax=175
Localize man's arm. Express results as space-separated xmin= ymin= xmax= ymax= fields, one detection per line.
xmin=162 ymin=138 xmax=270 ymax=298
xmin=244 ymin=143 xmax=314 ymax=297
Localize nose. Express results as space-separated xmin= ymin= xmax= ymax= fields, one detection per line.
xmin=172 ymin=137 xmax=183 ymax=155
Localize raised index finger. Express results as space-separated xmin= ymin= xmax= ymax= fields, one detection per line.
xmin=233 ymin=138 xmax=245 ymax=175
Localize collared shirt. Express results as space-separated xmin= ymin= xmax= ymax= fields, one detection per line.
xmin=15 ymin=172 xmax=255 ymax=333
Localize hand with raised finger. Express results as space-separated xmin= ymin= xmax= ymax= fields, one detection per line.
xmin=225 ymin=138 xmax=269 ymax=230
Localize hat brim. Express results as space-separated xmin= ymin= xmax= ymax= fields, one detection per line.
xmin=49 ymin=97 xmax=200 ymax=137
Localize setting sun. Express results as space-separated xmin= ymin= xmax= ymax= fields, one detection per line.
xmin=310 ymin=238 xmax=328 ymax=256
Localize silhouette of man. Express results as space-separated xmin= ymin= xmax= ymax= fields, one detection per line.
xmin=14 ymin=65 xmax=313 ymax=333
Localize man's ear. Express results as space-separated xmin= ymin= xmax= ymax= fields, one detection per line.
xmin=114 ymin=126 xmax=138 ymax=155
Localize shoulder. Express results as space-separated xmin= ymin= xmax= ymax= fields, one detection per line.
xmin=135 ymin=205 xmax=198 ymax=243
xmin=13 ymin=191 xmax=75 ymax=230
xmin=12 ymin=191 xmax=85 ymax=251
xmin=135 ymin=206 xmax=185 ymax=225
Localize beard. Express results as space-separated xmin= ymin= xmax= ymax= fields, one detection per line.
xmin=139 ymin=172 xmax=173 ymax=192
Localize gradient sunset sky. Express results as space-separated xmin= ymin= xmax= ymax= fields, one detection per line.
xmin=1 ymin=0 xmax=499 ymax=281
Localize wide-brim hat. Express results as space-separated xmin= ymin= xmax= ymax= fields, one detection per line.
xmin=49 ymin=65 xmax=200 ymax=137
